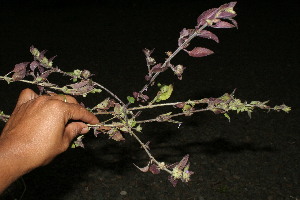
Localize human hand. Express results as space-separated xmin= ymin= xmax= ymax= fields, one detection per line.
xmin=0 ymin=88 xmax=99 ymax=173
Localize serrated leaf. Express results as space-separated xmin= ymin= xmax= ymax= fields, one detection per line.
xmin=12 ymin=62 xmax=29 ymax=81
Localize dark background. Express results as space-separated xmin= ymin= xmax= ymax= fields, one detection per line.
xmin=0 ymin=0 xmax=299 ymax=199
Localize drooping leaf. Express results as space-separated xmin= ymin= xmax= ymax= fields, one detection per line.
xmin=211 ymin=20 xmax=235 ymax=28
xmin=133 ymin=162 xmax=150 ymax=173
xmin=186 ymin=47 xmax=214 ymax=58
xmin=197 ymin=30 xmax=219 ymax=43
xmin=218 ymin=11 xmax=237 ymax=19
xmin=229 ymin=18 xmax=238 ymax=28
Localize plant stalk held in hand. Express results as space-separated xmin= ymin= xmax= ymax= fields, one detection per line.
xmin=0 ymin=2 xmax=291 ymax=187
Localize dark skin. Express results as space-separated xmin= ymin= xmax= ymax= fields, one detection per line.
xmin=0 ymin=88 xmax=100 ymax=193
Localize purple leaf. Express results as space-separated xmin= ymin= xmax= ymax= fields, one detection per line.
xmin=218 ymin=11 xmax=237 ymax=19
xmin=150 ymin=63 xmax=167 ymax=73
xmin=69 ymin=80 xmax=91 ymax=89
xmin=133 ymin=92 xmax=139 ymax=99
xmin=145 ymin=75 xmax=151 ymax=81
xmin=179 ymin=28 xmax=190 ymax=38
xmin=12 ymin=62 xmax=29 ymax=81
xmin=219 ymin=1 xmax=237 ymax=11
xmin=29 ymin=61 xmax=40 ymax=71
xmin=149 ymin=164 xmax=161 ymax=174
xmin=40 ymin=70 xmax=52 ymax=79
xmin=197 ymin=30 xmax=219 ymax=43
xmin=133 ymin=92 xmax=149 ymax=102
xmin=177 ymin=154 xmax=189 ymax=170
xmin=133 ymin=162 xmax=150 ymax=173
xmin=166 ymin=162 xmax=179 ymax=170
xmin=211 ymin=20 xmax=235 ymax=28
xmin=48 ymin=55 xmax=57 ymax=63
xmin=13 ymin=62 xmax=28 ymax=73
xmin=197 ymin=8 xmax=218 ymax=27
xmin=168 ymin=176 xmax=178 ymax=187
xmin=186 ymin=47 xmax=214 ymax=57
xmin=39 ymin=49 xmax=47 ymax=59
xmin=197 ymin=2 xmax=237 ymax=28
xmin=69 ymin=80 xmax=94 ymax=95
xmin=229 ymin=18 xmax=238 ymax=28
xmin=175 ymin=102 xmax=186 ymax=108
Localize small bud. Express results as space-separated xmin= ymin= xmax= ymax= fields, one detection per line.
xmin=146 ymin=57 xmax=156 ymax=66
xmin=174 ymin=65 xmax=185 ymax=76
xmin=81 ymin=70 xmax=91 ymax=79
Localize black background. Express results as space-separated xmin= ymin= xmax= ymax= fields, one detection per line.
xmin=0 ymin=0 xmax=299 ymax=199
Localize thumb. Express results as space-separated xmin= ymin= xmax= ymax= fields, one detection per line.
xmin=63 ymin=122 xmax=89 ymax=144
xmin=16 ymin=88 xmax=39 ymax=107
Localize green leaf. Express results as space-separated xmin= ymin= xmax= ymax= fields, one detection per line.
xmin=127 ymin=96 xmax=135 ymax=103
xmin=155 ymin=84 xmax=173 ymax=102
xmin=183 ymin=104 xmax=192 ymax=111
xmin=128 ymin=118 xmax=137 ymax=127
xmin=73 ymin=69 xmax=82 ymax=76
xmin=90 ymin=88 xmax=102 ymax=94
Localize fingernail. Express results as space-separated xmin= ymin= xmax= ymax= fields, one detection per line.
xmin=81 ymin=127 xmax=89 ymax=134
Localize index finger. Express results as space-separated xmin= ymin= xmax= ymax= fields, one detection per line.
xmin=64 ymin=103 xmax=99 ymax=125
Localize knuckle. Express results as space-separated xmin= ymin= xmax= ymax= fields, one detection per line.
xmin=67 ymin=96 xmax=78 ymax=104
